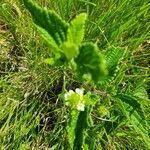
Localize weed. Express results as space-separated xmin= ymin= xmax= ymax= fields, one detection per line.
xmin=0 ymin=0 xmax=150 ymax=149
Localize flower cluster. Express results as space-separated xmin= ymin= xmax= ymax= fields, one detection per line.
xmin=64 ymin=88 xmax=98 ymax=111
xmin=64 ymin=88 xmax=85 ymax=111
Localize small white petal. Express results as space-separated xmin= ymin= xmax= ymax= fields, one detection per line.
xmin=77 ymin=103 xmax=85 ymax=111
xmin=64 ymin=90 xmax=74 ymax=100
xmin=68 ymin=90 xmax=74 ymax=96
xmin=75 ymin=88 xmax=84 ymax=96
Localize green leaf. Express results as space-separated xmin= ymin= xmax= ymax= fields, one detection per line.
xmin=75 ymin=42 xmax=107 ymax=83
xmin=61 ymin=13 xmax=87 ymax=60
xmin=84 ymin=93 xmax=99 ymax=106
xmin=98 ymin=47 xmax=125 ymax=89
xmin=67 ymin=110 xmax=79 ymax=149
xmin=117 ymin=94 xmax=150 ymax=148
xmin=73 ymin=107 xmax=91 ymax=150
xmin=67 ymin=108 xmax=92 ymax=150
xmin=61 ymin=42 xmax=79 ymax=60
xmin=67 ymin=13 xmax=87 ymax=46
xmin=23 ymin=0 xmax=69 ymax=45
xmin=104 ymin=47 xmax=125 ymax=76
xmin=35 ymin=25 xmax=59 ymax=53
xmin=133 ymin=86 xmax=149 ymax=105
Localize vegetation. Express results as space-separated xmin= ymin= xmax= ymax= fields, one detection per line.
xmin=0 ymin=0 xmax=150 ymax=149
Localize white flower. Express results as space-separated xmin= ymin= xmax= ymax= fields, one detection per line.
xmin=64 ymin=90 xmax=74 ymax=100
xmin=75 ymin=88 xmax=84 ymax=96
xmin=75 ymin=88 xmax=85 ymax=111
xmin=77 ymin=102 xmax=85 ymax=111
xmin=64 ymin=88 xmax=85 ymax=111
xmin=64 ymin=90 xmax=74 ymax=106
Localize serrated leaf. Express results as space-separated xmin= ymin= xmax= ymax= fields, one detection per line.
xmin=105 ymin=47 xmax=125 ymax=76
xmin=133 ymin=86 xmax=149 ymax=103
xmin=117 ymin=94 xmax=150 ymax=148
xmin=67 ymin=13 xmax=87 ymax=46
xmin=67 ymin=110 xmax=79 ymax=149
xmin=61 ymin=13 xmax=87 ymax=60
xmin=75 ymin=42 xmax=107 ymax=83
xmin=98 ymin=47 xmax=125 ymax=88
xmin=84 ymin=93 xmax=99 ymax=106
xmin=23 ymin=0 xmax=69 ymax=45
xmin=117 ymin=94 xmax=142 ymax=113
xmin=73 ymin=107 xmax=91 ymax=150
xmin=35 ymin=25 xmax=59 ymax=52
xmin=62 ymin=42 xmax=79 ymax=60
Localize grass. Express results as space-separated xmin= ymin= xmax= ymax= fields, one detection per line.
xmin=0 ymin=0 xmax=150 ymax=149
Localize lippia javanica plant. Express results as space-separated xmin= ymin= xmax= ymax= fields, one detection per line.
xmin=23 ymin=0 xmax=107 ymax=149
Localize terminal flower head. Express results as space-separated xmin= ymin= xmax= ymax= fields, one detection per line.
xmin=64 ymin=88 xmax=85 ymax=111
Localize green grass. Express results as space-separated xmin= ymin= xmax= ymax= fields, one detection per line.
xmin=0 ymin=0 xmax=150 ymax=149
